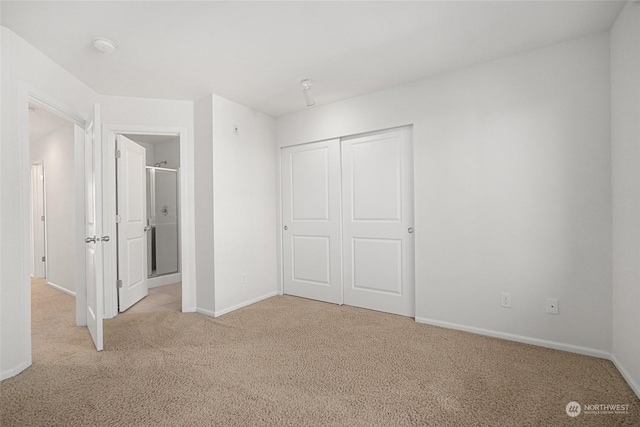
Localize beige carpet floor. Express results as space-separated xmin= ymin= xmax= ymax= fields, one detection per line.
xmin=1 ymin=279 xmax=638 ymax=426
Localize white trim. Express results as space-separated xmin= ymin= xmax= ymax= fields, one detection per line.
xmin=46 ymin=281 xmax=76 ymax=297
xmin=102 ymin=125 xmax=196 ymax=319
xmin=0 ymin=361 xmax=31 ymax=382
xmin=196 ymin=307 xmax=216 ymax=317
xmin=414 ymin=317 xmax=611 ymax=360
xmin=214 ymin=291 xmax=278 ymax=317
xmin=148 ymin=273 xmax=182 ymax=288
xmin=611 ymin=354 xmax=640 ymax=399
xmin=74 ymin=124 xmax=86 ymax=327
xmin=276 ymin=144 xmax=284 ymax=296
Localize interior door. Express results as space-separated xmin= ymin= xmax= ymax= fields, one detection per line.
xmin=117 ymin=135 xmax=148 ymax=312
xmin=84 ymin=103 xmax=104 ymax=351
xmin=341 ymin=127 xmax=414 ymax=317
xmin=32 ymin=163 xmax=46 ymax=278
xmin=281 ymin=140 xmax=342 ymax=304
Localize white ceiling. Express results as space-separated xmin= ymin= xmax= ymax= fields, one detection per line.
xmin=2 ymin=1 xmax=625 ymax=117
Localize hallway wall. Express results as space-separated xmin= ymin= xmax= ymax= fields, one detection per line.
xmin=30 ymin=122 xmax=76 ymax=295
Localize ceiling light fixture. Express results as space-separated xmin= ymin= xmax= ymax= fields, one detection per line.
xmin=301 ymin=79 xmax=315 ymax=107
xmin=93 ymin=37 xmax=117 ymax=53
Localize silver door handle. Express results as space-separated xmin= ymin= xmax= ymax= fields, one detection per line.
xmin=85 ymin=236 xmax=97 ymax=243
xmin=408 ymin=228 xmax=414 ymax=234
xmin=100 ymin=236 xmax=110 ymax=242
xmin=144 ymin=226 xmax=151 ymax=232
xmin=283 ymin=226 xmax=288 ymax=230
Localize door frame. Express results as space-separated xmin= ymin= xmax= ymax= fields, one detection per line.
xmin=102 ymin=124 xmax=196 ymax=317
xmin=18 ymin=84 xmax=87 ymax=371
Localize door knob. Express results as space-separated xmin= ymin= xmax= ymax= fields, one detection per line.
xmin=144 ymin=226 xmax=151 ymax=232
xmin=408 ymin=227 xmax=414 ymax=234
xmin=100 ymin=236 xmax=110 ymax=242
xmin=85 ymin=236 xmax=97 ymax=243
xmin=283 ymin=226 xmax=288 ymax=230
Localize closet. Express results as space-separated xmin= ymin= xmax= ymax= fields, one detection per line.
xmin=281 ymin=126 xmax=415 ymax=317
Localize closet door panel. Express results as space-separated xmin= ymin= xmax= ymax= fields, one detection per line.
xmin=281 ymin=140 xmax=342 ymax=304
xmin=342 ymin=128 xmax=414 ymax=317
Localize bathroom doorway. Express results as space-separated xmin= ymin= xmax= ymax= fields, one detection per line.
xmin=117 ymin=133 xmax=182 ymax=314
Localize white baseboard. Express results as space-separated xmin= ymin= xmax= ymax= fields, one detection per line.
xmin=195 ymin=307 xmax=216 ymax=317
xmin=148 ymin=273 xmax=182 ymax=288
xmin=414 ymin=317 xmax=610 ymax=360
xmin=611 ymin=354 xmax=640 ymax=399
xmin=214 ymin=291 xmax=278 ymax=317
xmin=0 ymin=361 xmax=30 ymax=381
xmin=47 ymin=281 xmax=76 ymax=297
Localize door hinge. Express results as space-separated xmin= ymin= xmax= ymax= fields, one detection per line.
xmin=115 ymin=149 xmax=121 ymax=159
xmin=117 ymin=279 xmax=123 ymax=289
xmin=41 ymin=256 xmax=46 ymax=262
xmin=116 ymin=214 xmax=122 ymax=224
xmin=41 ymin=215 xmax=45 ymax=221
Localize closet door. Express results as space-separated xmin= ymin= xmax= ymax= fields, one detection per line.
xmin=281 ymin=140 xmax=342 ymax=304
xmin=341 ymin=127 xmax=414 ymax=317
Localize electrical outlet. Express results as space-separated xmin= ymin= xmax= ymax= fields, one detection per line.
xmin=501 ymin=292 xmax=512 ymax=308
xmin=546 ymin=298 xmax=559 ymax=315
xmin=241 ymin=273 xmax=247 ymax=284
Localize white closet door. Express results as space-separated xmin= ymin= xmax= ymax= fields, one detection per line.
xmin=341 ymin=127 xmax=414 ymax=317
xmin=281 ymin=140 xmax=343 ymax=304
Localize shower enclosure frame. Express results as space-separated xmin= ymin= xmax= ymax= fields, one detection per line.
xmin=146 ymin=165 xmax=181 ymax=279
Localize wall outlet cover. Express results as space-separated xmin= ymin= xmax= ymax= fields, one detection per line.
xmin=501 ymin=292 xmax=512 ymax=308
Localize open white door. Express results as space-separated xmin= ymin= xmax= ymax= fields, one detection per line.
xmin=31 ymin=163 xmax=46 ymax=278
xmin=84 ymin=104 xmax=104 ymax=351
xmin=116 ymin=135 xmax=148 ymax=312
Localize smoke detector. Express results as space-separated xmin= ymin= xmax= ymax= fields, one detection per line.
xmin=93 ymin=37 xmax=117 ymax=53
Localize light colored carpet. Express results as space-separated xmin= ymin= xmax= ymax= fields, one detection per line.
xmin=1 ymin=279 xmax=638 ymax=426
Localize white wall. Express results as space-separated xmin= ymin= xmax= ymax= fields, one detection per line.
xmin=30 ymin=122 xmax=76 ymax=295
xmin=194 ymin=95 xmax=215 ymax=315
xmin=154 ymin=139 xmax=180 ymax=169
xmin=136 ymin=141 xmax=156 ymax=166
xmin=212 ymin=95 xmax=277 ymax=315
xmin=124 ymin=137 xmax=179 ymax=169
xmin=611 ymin=2 xmax=640 ymax=397
xmin=1 ymin=27 xmax=98 ymax=379
xmin=277 ymin=33 xmax=612 ymax=356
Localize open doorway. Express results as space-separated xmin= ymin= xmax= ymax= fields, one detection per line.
xmin=28 ymin=103 xmax=81 ymax=354
xmin=28 ymin=104 xmax=77 ymax=297
xmin=113 ymin=133 xmax=182 ymax=315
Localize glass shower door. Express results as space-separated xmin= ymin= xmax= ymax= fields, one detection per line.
xmin=146 ymin=167 xmax=179 ymax=277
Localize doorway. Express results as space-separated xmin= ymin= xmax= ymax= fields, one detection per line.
xmin=27 ymin=102 xmax=83 ymax=356
xmin=281 ymin=126 xmax=415 ymax=317
xmin=28 ymin=104 xmax=78 ymax=298
xmin=111 ymin=133 xmax=182 ymax=314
